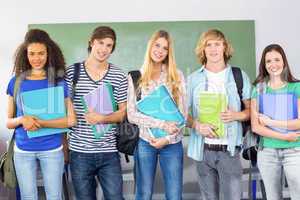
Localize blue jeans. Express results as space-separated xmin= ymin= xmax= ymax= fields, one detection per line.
xmin=196 ymin=148 xmax=242 ymax=200
xmin=70 ymin=151 xmax=123 ymax=200
xmin=134 ymin=139 xmax=183 ymax=200
xmin=258 ymin=147 xmax=300 ymax=200
xmin=14 ymin=149 xmax=64 ymax=200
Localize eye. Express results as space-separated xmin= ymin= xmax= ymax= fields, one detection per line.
xmin=38 ymin=51 xmax=46 ymax=56
xmin=265 ymin=59 xmax=271 ymax=63
xmin=274 ymin=58 xmax=281 ymax=62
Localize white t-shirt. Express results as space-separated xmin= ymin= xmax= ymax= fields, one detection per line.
xmin=204 ymin=67 xmax=229 ymax=145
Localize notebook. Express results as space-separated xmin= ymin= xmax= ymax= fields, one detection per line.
xmin=198 ymin=92 xmax=227 ymax=137
xmin=259 ymin=93 xmax=298 ymax=134
xmin=81 ymin=82 xmax=117 ymax=139
xmin=21 ymin=86 xmax=69 ymax=138
xmin=136 ymin=85 xmax=185 ymax=138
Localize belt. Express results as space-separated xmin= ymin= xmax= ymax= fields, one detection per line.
xmin=204 ymin=143 xmax=228 ymax=152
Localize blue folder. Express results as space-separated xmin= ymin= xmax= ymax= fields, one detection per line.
xmin=21 ymin=86 xmax=69 ymax=138
xmin=259 ymin=93 xmax=298 ymax=134
xmin=136 ymin=85 xmax=185 ymax=138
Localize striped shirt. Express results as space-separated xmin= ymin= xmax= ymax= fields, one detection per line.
xmin=65 ymin=62 xmax=128 ymax=153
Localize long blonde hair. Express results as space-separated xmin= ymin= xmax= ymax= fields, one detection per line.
xmin=139 ymin=30 xmax=181 ymax=104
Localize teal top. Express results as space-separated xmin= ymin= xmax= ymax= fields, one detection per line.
xmin=252 ymin=82 xmax=300 ymax=148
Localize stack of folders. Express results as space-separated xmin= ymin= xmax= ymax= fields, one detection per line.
xmin=198 ymin=92 xmax=227 ymax=137
xmin=21 ymin=86 xmax=69 ymax=138
xmin=259 ymin=93 xmax=298 ymax=134
xmin=136 ymin=85 xmax=185 ymax=138
xmin=81 ymin=82 xmax=117 ymax=139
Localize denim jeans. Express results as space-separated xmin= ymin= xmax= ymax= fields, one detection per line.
xmin=196 ymin=148 xmax=242 ymax=200
xmin=14 ymin=149 xmax=64 ymax=200
xmin=134 ymin=139 xmax=183 ymax=200
xmin=70 ymin=151 xmax=123 ymax=200
xmin=257 ymin=147 xmax=300 ymax=200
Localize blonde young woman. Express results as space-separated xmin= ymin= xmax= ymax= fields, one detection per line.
xmin=127 ymin=30 xmax=187 ymax=200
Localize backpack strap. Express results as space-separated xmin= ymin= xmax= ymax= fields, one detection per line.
xmin=128 ymin=70 xmax=141 ymax=101
xmin=71 ymin=62 xmax=82 ymax=99
xmin=232 ymin=66 xmax=243 ymax=104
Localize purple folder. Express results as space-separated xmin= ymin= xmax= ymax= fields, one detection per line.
xmin=259 ymin=93 xmax=298 ymax=134
xmin=81 ymin=83 xmax=117 ymax=139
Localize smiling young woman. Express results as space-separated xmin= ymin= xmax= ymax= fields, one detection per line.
xmin=6 ymin=29 xmax=76 ymax=200
xmin=127 ymin=30 xmax=187 ymax=200
xmin=251 ymin=44 xmax=300 ymax=200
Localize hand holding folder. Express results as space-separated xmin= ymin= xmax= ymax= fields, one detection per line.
xmin=21 ymin=86 xmax=69 ymax=138
xmin=259 ymin=93 xmax=298 ymax=134
xmin=136 ymin=85 xmax=185 ymax=138
xmin=198 ymin=92 xmax=227 ymax=137
xmin=81 ymin=82 xmax=117 ymax=139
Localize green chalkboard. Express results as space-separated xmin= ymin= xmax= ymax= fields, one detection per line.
xmin=29 ymin=20 xmax=256 ymax=80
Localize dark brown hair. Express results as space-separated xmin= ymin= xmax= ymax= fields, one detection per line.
xmin=253 ymin=44 xmax=298 ymax=85
xmin=88 ymin=26 xmax=116 ymax=53
xmin=13 ymin=29 xmax=66 ymax=84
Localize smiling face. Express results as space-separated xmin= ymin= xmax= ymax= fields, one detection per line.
xmin=265 ymin=50 xmax=284 ymax=78
xmin=150 ymin=37 xmax=169 ymax=64
xmin=204 ymin=39 xmax=225 ymax=65
xmin=27 ymin=43 xmax=47 ymax=71
xmin=89 ymin=37 xmax=114 ymax=63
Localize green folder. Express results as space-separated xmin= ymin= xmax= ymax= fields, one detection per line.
xmin=198 ymin=92 xmax=227 ymax=137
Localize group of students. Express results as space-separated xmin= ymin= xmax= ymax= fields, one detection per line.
xmin=5 ymin=25 xmax=300 ymax=200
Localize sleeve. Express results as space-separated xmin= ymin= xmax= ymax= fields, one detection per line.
xmin=241 ymin=70 xmax=252 ymax=100
xmin=293 ymin=82 xmax=300 ymax=98
xmin=127 ymin=75 xmax=165 ymax=129
xmin=115 ymin=73 xmax=128 ymax=104
xmin=251 ymin=86 xmax=258 ymax=99
xmin=61 ymin=80 xmax=70 ymax=98
xmin=64 ymin=65 xmax=74 ymax=99
xmin=6 ymin=76 xmax=16 ymax=97
xmin=178 ymin=70 xmax=188 ymax=119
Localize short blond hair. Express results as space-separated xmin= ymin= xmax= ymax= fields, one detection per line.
xmin=195 ymin=29 xmax=233 ymax=65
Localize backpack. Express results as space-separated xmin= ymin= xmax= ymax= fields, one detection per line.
xmin=116 ymin=70 xmax=141 ymax=162
xmin=0 ymin=76 xmax=21 ymax=188
xmin=232 ymin=67 xmax=259 ymax=165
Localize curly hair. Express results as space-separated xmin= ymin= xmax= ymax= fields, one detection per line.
xmin=195 ymin=29 xmax=233 ymax=65
xmin=13 ymin=29 xmax=66 ymax=84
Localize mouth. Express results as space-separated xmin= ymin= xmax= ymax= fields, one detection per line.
xmin=32 ymin=63 xmax=43 ymax=67
xmin=153 ymin=52 xmax=164 ymax=60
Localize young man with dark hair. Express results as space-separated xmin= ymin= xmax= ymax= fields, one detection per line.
xmin=65 ymin=26 xmax=127 ymax=200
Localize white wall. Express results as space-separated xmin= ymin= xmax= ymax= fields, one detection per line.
xmin=0 ymin=0 xmax=299 ymax=131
